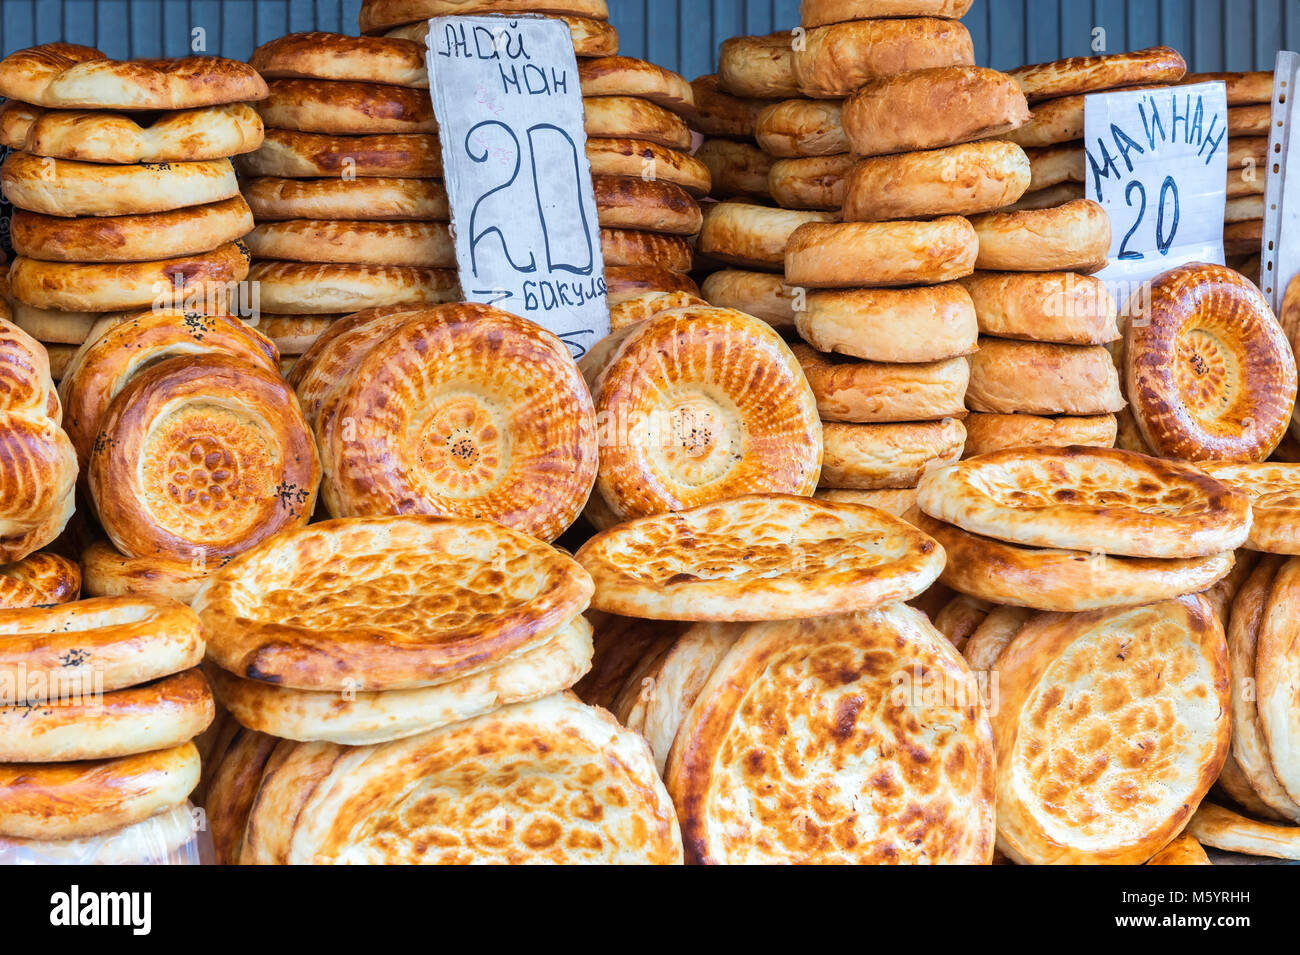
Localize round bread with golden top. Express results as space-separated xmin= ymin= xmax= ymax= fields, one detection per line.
xmin=245 ymin=219 xmax=453 ymax=267
xmin=359 ymin=0 xmax=609 ymax=32
xmin=842 ymin=65 xmax=1029 ymax=156
xmin=1223 ymin=557 xmax=1300 ymax=821
xmin=1009 ymin=46 xmax=1187 ymax=104
xmin=1203 ymin=464 xmax=1300 ymax=554
xmin=583 ymin=96 xmax=691 ymax=150
xmin=793 ymin=345 xmax=969 ymax=423
xmin=2 ymin=151 xmax=240 ymax=217
xmin=246 ymin=693 xmax=680 ymax=864
xmin=0 ymin=596 xmax=204 ymax=701
xmin=586 ymin=307 xmax=821 ymax=522
xmin=600 ymin=228 xmax=693 ymax=271
xmin=970 ymin=199 xmax=1111 ymax=273
xmin=697 ymin=202 xmax=835 ymax=271
xmin=797 ymin=284 xmax=978 ymax=362
xmin=990 ymin=595 xmax=1229 ymax=864
xmin=793 ymin=19 xmax=975 ymax=99
xmin=250 ymin=31 xmax=428 ymax=87
xmin=608 ymin=291 xmax=707 ymax=330
xmin=820 ymin=419 xmax=967 ymax=490
xmin=248 ymin=261 xmax=459 ymax=313
xmin=205 ymin=615 xmax=592 ymax=745
xmin=717 ymin=32 xmax=799 ymax=99
xmin=768 ymin=153 xmax=852 ymax=210
xmin=205 ymin=728 xmax=279 ymax=865
xmin=80 ymin=540 xmax=212 ymax=605
xmin=194 ymin=515 xmax=594 ymax=691
xmin=0 ymin=100 xmax=263 ymax=163
xmin=258 ymin=78 xmax=435 ymax=134
xmin=916 ymin=511 xmax=1234 ymax=613
xmin=11 ymin=196 xmax=254 ymax=263
xmin=1181 ymin=70 xmax=1274 ymax=106
xmin=1125 ymin=263 xmax=1295 ymax=463
xmin=666 ymin=604 xmax=995 ymax=863
xmin=800 ymin=0 xmax=974 ymax=26
xmin=315 ymin=304 xmax=597 ymax=541
xmin=605 ymin=265 xmax=699 ymax=303
xmin=843 ymin=141 xmax=1031 ymax=221
xmin=89 ymin=355 xmax=319 ymax=563
xmin=0 ymin=742 xmax=200 ymax=840
xmin=9 ymin=242 xmax=251 ymax=313
xmin=0 ymin=43 xmax=267 ymax=110
xmin=238 ymin=129 xmax=442 ymax=178
xmin=585 ymin=137 xmax=710 ymax=196
xmin=0 ymin=552 xmax=79 ymax=609
xmin=0 ymin=667 xmax=213 ymax=763
xmin=59 ymin=309 xmax=278 ymax=475
xmin=579 ymin=56 xmax=693 ymax=110
xmin=384 ymin=13 xmax=618 ymax=57
xmin=701 ymin=269 xmax=797 ymax=330
xmin=243 ymin=176 xmax=449 ymax=221
xmin=576 ymin=494 xmax=943 ymax=621
xmin=593 ymin=175 xmax=703 ymax=235
xmin=755 ymin=98 xmax=847 ymax=157
xmin=963 ymin=412 xmax=1117 ymax=457
xmin=959 ymin=271 xmax=1119 ymax=344
xmin=1255 ymin=557 xmax=1300 ymax=805
xmin=786 ymin=217 xmax=978 ymax=288
xmin=917 ymin=445 xmax=1252 ymax=558
xmin=968 ymin=338 xmax=1126 ymax=415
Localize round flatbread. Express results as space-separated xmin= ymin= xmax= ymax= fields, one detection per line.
xmin=205 ymin=728 xmax=279 ymax=866
xmin=245 ymin=693 xmax=681 ymax=864
xmin=916 ymin=446 xmax=1252 ymax=558
xmin=0 ymin=44 xmax=267 ymax=110
xmin=245 ymin=219 xmax=454 ymax=267
xmin=0 ymin=668 xmax=213 ymax=763
xmin=258 ymin=79 xmax=436 ymax=134
xmin=315 ymin=304 xmax=597 ymax=541
xmin=991 ymin=595 xmax=1230 ymax=864
xmin=1203 ymin=464 xmax=1300 ymax=554
xmin=0 ymin=596 xmax=204 ymax=701
xmin=1009 ymin=46 xmax=1187 ymax=103
xmin=204 ymin=615 xmax=592 ymax=745
xmin=575 ymin=494 xmax=944 ymax=621
xmin=820 ymin=419 xmax=967 ymax=490
xmin=1255 ymin=557 xmax=1300 ymax=806
xmin=917 ymin=512 xmax=1234 ymax=612
xmin=585 ymin=137 xmax=710 ymax=196
xmin=250 ymin=31 xmax=428 ymax=87
xmin=237 ymin=129 xmax=442 ymax=178
xmin=0 ymin=552 xmax=80 ymax=608
xmin=193 ymin=515 xmax=594 ymax=691
xmin=1126 ymin=263 xmax=1295 ymax=462
xmin=0 ymin=742 xmax=199 ymax=840
xmin=585 ymin=306 xmax=821 ymax=521
xmin=89 ymin=355 xmax=319 ymax=563
xmin=666 ymin=604 xmax=996 ymax=863
xmin=248 ymin=261 xmax=460 ymax=314
xmin=242 ymin=176 xmax=449 ymax=221
xmin=80 ymin=540 xmax=212 ymax=605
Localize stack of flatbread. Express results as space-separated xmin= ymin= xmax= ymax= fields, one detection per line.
xmin=0 ymin=43 xmax=267 ymax=381
xmin=1179 ymin=71 xmax=1274 ymax=272
xmin=240 ymin=31 xmax=460 ymax=373
xmin=194 ymin=514 xmax=683 ymax=864
xmin=574 ymin=493 xmax=999 ymax=864
xmin=0 ymin=596 xmax=213 ymax=864
xmin=914 ymin=446 xmax=1262 ymax=863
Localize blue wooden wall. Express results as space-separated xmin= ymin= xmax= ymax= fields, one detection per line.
xmin=0 ymin=0 xmax=1295 ymax=75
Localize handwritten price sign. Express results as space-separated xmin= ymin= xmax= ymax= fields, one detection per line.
xmin=427 ymin=15 xmax=609 ymax=356
xmin=1085 ymin=82 xmax=1229 ymax=309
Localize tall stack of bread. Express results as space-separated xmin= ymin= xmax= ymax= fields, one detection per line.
xmin=0 ymin=44 xmax=267 ymax=381
xmin=1182 ymin=71 xmax=1274 ymax=274
xmin=239 ymin=31 xmax=460 ymax=372
xmin=956 ymin=48 xmax=1197 ymax=456
xmin=692 ymin=31 xmax=827 ymax=337
xmin=357 ymin=0 xmax=706 ymax=310
xmin=778 ymin=1 xmax=1012 ymax=507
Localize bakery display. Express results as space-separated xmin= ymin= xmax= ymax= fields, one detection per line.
xmin=0 ymin=4 xmax=1294 ymax=868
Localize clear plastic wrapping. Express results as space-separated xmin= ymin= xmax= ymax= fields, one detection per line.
xmin=0 ymin=802 xmax=201 ymax=865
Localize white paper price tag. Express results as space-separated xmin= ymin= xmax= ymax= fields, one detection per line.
xmin=1084 ymin=82 xmax=1229 ymax=313
xmin=426 ymin=15 xmax=609 ymax=357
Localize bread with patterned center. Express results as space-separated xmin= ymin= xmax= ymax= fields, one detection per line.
xmin=576 ymin=494 xmax=944 ymax=620
xmin=667 ymin=604 xmax=995 ymax=863
xmin=243 ymin=693 xmax=681 ymax=864
xmin=991 ymin=595 xmax=1229 ymax=864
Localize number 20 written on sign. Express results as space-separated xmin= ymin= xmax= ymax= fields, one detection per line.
xmin=1118 ymin=175 xmax=1181 ymax=261
xmin=462 ymin=119 xmax=596 ymax=278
